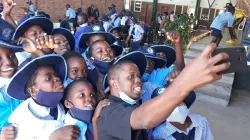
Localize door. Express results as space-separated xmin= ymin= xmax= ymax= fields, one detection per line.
xmin=175 ymin=5 xmax=182 ymax=15
xmin=145 ymin=4 xmax=153 ymax=24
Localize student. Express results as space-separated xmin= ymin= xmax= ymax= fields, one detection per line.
xmin=63 ymin=51 xmax=88 ymax=87
xmin=100 ymin=14 xmax=112 ymax=32
xmin=63 ymin=79 xmax=111 ymax=140
xmin=75 ymin=13 xmax=88 ymax=50
xmin=170 ymin=11 xmax=175 ymax=22
xmin=151 ymin=45 xmax=175 ymax=62
xmin=157 ymin=13 xmax=163 ymax=25
xmin=0 ymin=18 xmax=23 ymax=137
xmin=52 ymin=28 xmax=75 ymax=55
xmin=210 ymin=5 xmax=236 ymax=46
xmin=108 ymin=26 xmax=124 ymax=46
xmin=125 ymin=18 xmax=144 ymax=51
xmin=6 ymin=54 xmax=81 ymax=140
xmin=13 ymin=16 xmax=57 ymax=64
xmin=151 ymin=89 xmax=214 ymax=140
xmin=99 ymin=43 xmax=230 ymax=140
xmin=26 ymin=0 xmax=36 ymax=16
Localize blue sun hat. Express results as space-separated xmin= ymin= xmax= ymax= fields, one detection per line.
xmin=137 ymin=46 xmax=166 ymax=69
xmin=100 ymin=15 xmax=110 ymax=22
xmin=110 ymin=44 xmax=123 ymax=57
xmin=151 ymin=45 xmax=176 ymax=68
xmin=108 ymin=26 xmax=122 ymax=34
xmin=151 ymin=88 xmax=196 ymax=108
xmin=52 ymin=28 xmax=76 ymax=50
xmin=13 ymin=16 xmax=54 ymax=40
xmin=0 ymin=18 xmax=23 ymax=51
xmin=78 ymin=24 xmax=117 ymax=50
xmin=103 ymin=51 xmax=147 ymax=90
xmin=6 ymin=54 xmax=67 ymax=100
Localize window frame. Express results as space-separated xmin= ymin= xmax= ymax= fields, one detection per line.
xmin=200 ymin=8 xmax=211 ymax=21
xmin=134 ymin=0 xmax=142 ymax=12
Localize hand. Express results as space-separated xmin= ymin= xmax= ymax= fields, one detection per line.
xmin=17 ymin=37 xmax=44 ymax=56
xmin=168 ymin=31 xmax=181 ymax=44
xmin=166 ymin=70 xmax=181 ymax=84
xmin=0 ymin=125 xmax=16 ymax=140
xmin=92 ymin=99 xmax=111 ymax=122
xmin=175 ymin=43 xmax=230 ymax=91
xmin=50 ymin=125 xmax=80 ymax=140
xmin=36 ymin=35 xmax=58 ymax=50
xmin=2 ymin=0 xmax=16 ymax=18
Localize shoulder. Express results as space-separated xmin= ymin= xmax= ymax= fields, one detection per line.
xmin=8 ymin=98 xmax=31 ymax=123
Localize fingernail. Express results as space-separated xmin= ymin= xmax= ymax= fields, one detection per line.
xmin=227 ymin=62 xmax=231 ymax=66
xmin=43 ymin=33 xmax=47 ymax=36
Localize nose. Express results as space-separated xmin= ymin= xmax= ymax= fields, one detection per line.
xmin=84 ymin=95 xmax=92 ymax=102
xmin=53 ymin=75 xmax=61 ymax=83
xmin=135 ymin=76 xmax=142 ymax=85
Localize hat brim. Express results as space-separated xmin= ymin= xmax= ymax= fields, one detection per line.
xmin=103 ymin=51 xmax=146 ymax=90
xmin=145 ymin=54 xmax=166 ymax=69
xmin=0 ymin=40 xmax=23 ymax=52
xmin=79 ymin=32 xmax=117 ymax=49
xmin=151 ymin=45 xmax=176 ymax=68
xmin=110 ymin=44 xmax=123 ymax=57
xmin=109 ymin=26 xmax=122 ymax=33
xmin=13 ymin=17 xmax=53 ymax=40
xmin=52 ymin=28 xmax=75 ymax=50
xmin=7 ymin=55 xmax=67 ymax=100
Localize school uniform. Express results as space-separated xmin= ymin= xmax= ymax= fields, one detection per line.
xmin=75 ymin=24 xmax=88 ymax=50
xmin=210 ymin=12 xmax=235 ymax=38
xmin=0 ymin=18 xmax=24 ymax=132
xmin=129 ymin=24 xmax=144 ymax=51
xmin=6 ymin=55 xmax=67 ymax=140
xmin=152 ymin=114 xmax=214 ymax=140
xmin=114 ymin=17 xmax=121 ymax=27
xmin=64 ymin=112 xmax=93 ymax=140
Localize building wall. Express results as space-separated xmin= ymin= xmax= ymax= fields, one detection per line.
xmin=4 ymin=0 xmax=123 ymax=22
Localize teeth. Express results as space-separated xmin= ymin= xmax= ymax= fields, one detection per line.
xmin=102 ymin=57 xmax=111 ymax=61
xmin=1 ymin=68 xmax=14 ymax=72
xmin=134 ymin=87 xmax=141 ymax=92
xmin=86 ymin=104 xmax=93 ymax=107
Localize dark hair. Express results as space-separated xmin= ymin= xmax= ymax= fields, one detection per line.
xmin=62 ymin=51 xmax=84 ymax=62
xmin=87 ymin=40 xmax=109 ymax=58
xmin=63 ymin=79 xmax=93 ymax=101
xmin=78 ymin=13 xmax=88 ymax=23
xmin=25 ymin=70 xmax=39 ymax=95
xmin=107 ymin=60 xmax=134 ymax=85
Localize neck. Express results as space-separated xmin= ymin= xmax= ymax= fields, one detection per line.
xmin=170 ymin=116 xmax=192 ymax=131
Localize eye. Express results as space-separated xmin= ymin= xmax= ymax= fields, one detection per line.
xmin=45 ymin=76 xmax=51 ymax=81
xmin=79 ymin=94 xmax=84 ymax=98
xmin=83 ymin=69 xmax=88 ymax=73
xmin=72 ymin=70 xmax=77 ymax=74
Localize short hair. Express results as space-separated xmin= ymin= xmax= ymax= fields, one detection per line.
xmin=62 ymin=51 xmax=84 ymax=62
xmin=87 ymin=40 xmax=109 ymax=58
xmin=25 ymin=70 xmax=39 ymax=95
xmin=63 ymin=79 xmax=93 ymax=101
xmin=107 ymin=60 xmax=134 ymax=85
xmin=78 ymin=13 xmax=88 ymax=23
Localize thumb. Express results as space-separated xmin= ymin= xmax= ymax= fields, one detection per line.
xmin=200 ymin=43 xmax=217 ymax=58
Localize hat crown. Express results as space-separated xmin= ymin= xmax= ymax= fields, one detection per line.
xmin=88 ymin=25 xmax=105 ymax=32
xmin=0 ymin=18 xmax=15 ymax=41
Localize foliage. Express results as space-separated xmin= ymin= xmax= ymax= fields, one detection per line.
xmin=164 ymin=14 xmax=195 ymax=45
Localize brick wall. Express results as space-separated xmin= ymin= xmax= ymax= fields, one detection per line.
xmin=0 ymin=0 xmax=123 ymax=22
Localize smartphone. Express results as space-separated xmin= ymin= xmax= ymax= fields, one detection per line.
xmin=212 ymin=47 xmax=248 ymax=74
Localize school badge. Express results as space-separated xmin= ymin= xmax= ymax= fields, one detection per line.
xmin=93 ymin=25 xmax=101 ymax=32
xmin=2 ymin=28 xmax=12 ymax=40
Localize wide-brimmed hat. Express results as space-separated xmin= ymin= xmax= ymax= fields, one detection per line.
xmin=100 ymin=15 xmax=110 ymax=22
xmin=52 ymin=28 xmax=75 ymax=50
xmin=103 ymin=51 xmax=147 ymax=90
xmin=108 ymin=26 xmax=122 ymax=33
xmin=7 ymin=55 xmax=67 ymax=100
xmin=137 ymin=47 xmax=166 ymax=69
xmin=13 ymin=16 xmax=53 ymax=40
xmin=0 ymin=18 xmax=23 ymax=52
xmin=78 ymin=24 xmax=116 ymax=50
xmin=151 ymin=45 xmax=176 ymax=68
xmin=110 ymin=44 xmax=123 ymax=57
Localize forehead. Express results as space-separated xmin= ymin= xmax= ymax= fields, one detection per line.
xmin=92 ymin=41 xmax=111 ymax=50
xmin=26 ymin=25 xmax=44 ymax=33
xmin=68 ymin=81 xmax=94 ymax=96
xmin=89 ymin=34 xmax=106 ymax=42
xmin=36 ymin=66 xmax=54 ymax=76
xmin=0 ymin=47 xmax=14 ymax=55
xmin=147 ymin=58 xmax=155 ymax=63
xmin=68 ymin=57 xmax=86 ymax=66
xmin=54 ymin=34 xmax=67 ymax=41
xmin=118 ymin=63 xmax=140 ymax=75
xmin=157 ymin=52 xmax=166 ymax=55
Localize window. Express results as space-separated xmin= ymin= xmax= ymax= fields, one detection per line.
xmin=187 ymin=6 xmax=195 ymax=15
xmin=214 ymin=9 xmax=224 ymax=18
xmin=200 ymin=8 xmax=210 ymax=20
xmin=124 ymin=0 xmax=131 ymax=10
xmin=134 ymin=0 xmax=142 ymax=12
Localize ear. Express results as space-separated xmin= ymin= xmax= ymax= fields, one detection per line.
xmin=90 ymin=57 xmax=94 ymax=63
xmin=27 ymin=87 xmax=39 ymax=97
xmin=64 ymin=100 xmax=73 ymax=109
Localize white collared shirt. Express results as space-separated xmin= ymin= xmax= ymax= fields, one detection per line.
xmin=103 ymin=21 xmax=112 ymax=32
xmin=15 ymin=51 xmax=32 ymax=66
xmin=8 ymin=98 xmax=65 ymax=140
xmin=80 ymin=23 xmax=88 ymax=28
xmin=152 ymin=114 xmax=214 ymax=140
xmin=129 ymin=24 xmax=144 ymax=42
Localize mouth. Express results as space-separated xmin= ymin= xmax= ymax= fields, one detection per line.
xmin=85 ymin=102 xmax=94 ymax=109
xmin=1 ymin=68 xmax=15 ymax=73
xmin=133 ymin=86 xmax=142 ymax=93
xmin=61 ymin=48 xmax=69 ymax=52
xmin=102 ymin=56 xmax=112 ymax=62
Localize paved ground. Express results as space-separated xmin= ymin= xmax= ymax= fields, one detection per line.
xmin=189 ymin=29 xmax=250 ymax=140
xmin=190 ymin=89 xmax=250 ymax=140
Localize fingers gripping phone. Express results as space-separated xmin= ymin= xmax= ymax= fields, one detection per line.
xmin=212 ymin=47 xmax=248 ymax=74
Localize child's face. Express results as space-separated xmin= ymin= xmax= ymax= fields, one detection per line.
xmin=24 ymin=25 xmax=52 ymax=54
xmin=91 ymin=41 xmax=114 ymax=61
xmin=66 ymin=81 xmax=97 ymax=110
xmin=53 ymin=34 xmax=71 ymax=55
xmin=156 ymin=52 xmax=167 ymax=61
xmin=31 ymin=66 xmax=64 ymax=96
xmin=0 ymin=47 xmax=18 ymax=78
xmin=145 ymin=58 xmax=155 ymax=74
xmin=112 ymin=30 xmax=120 ymax=38
xmin=67 ymin=57 xmax=88 ymax=80
xmin=87 ymin=34 xmax=106 ymax=46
